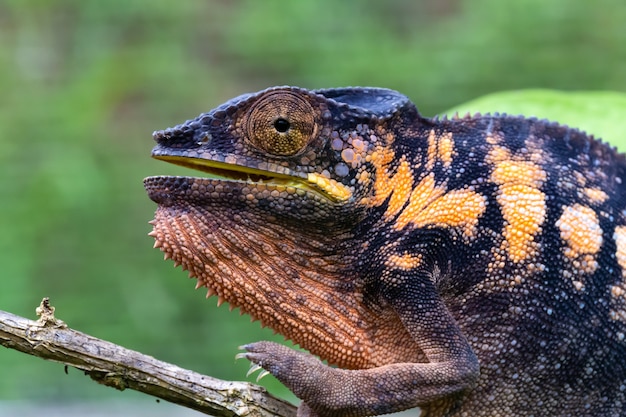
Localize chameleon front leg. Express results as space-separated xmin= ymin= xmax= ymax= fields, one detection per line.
xmin=242 ymin=272 xmax=480 ymax=417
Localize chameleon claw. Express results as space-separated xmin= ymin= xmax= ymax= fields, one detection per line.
xmin=256 ymin=370 xmax=270 ymax=382
xmin=235 ymin=351 xmax=248 ymax=361
xmin=246 ymin=364 xmax=263 ymax=377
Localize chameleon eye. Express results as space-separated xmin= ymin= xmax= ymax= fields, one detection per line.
xmin=244 ymin=91 xmax=318 ymax=156
xmin=273 ymin=118 xmax=291 ymax=133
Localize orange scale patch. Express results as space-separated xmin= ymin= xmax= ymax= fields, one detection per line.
xmin=497 ymin=184 xmax=547 ymax=263
xmin=402 ymin=189 xmax=487 ymax=237
xmin=491 ymin=159 xmax=546 ymax=189
xmin=383 ymin=159 xmax=414 ymax=217
xmin=439 ymin=133 xmax=454 ymax=168
xmin=394 ymin=173 xmax=442 ymax=229
xmin=386 ymin=253 xmax=424 ymax=271
xmin=556 ymin=204 xmax=603 ymax=260
xmin=486 ymin=133 xmax=503 ymax=145
xmin=584 ymin=187 xmax=609 ymax=204
xmin=426 ymin=130 xmax=455 ymax=170
xmin=366 ymin=146 xmax=416 ymax=215
xmin=488 ymin=144 xmax=548 ymax=262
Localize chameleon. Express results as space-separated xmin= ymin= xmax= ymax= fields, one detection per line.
xmin=144 ymin=86 xmax=626 ymax=416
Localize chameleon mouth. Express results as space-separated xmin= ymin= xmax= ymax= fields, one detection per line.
xmin=150 ymin=155 xmax=352 ymax=203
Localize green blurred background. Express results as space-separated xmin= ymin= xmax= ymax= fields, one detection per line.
xmin=1 ymin=0 xmax=626 ymax=415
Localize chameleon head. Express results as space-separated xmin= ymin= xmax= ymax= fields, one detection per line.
xmin=144 ymin=86 xmax=415 ymax=212
xmin=143 ymin=86 xmax=421 ymax=368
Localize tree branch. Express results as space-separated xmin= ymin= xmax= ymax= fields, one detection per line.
xmin=0 ymin=298 xmax=296 ymax=417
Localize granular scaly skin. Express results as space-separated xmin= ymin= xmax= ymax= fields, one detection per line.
xmin=144 ymin=86 xmax=626 ymax=416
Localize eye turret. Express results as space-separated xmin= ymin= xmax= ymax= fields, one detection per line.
xmin=243 ymin=91 xmax=319 ymax=156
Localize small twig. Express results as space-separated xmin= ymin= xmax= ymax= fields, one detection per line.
xmin=0 ymin=298 xmax=296 ymax=417
xmin=35 ymin=297 xmax=66 ymax=328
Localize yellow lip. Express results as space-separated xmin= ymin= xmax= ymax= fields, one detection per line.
xmin=153 ymin=155 xmax=352 ymax=203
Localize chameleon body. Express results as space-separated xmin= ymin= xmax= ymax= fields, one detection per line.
xmin=144 ymin=87 xmax=626 ymax=416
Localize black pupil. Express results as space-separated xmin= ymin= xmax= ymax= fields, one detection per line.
xmin=273 ymin=118 xmax=291 ymax=133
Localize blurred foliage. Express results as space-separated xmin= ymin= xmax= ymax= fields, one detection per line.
xmin=1 ymin=0 xmax=625 ymax=409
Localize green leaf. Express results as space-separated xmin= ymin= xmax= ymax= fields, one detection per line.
xmin=443 ymin=90 xmax=626 ymax=150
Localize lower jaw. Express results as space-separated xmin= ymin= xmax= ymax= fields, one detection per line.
xmin=143 ymin=175 xmax=326 ymax=207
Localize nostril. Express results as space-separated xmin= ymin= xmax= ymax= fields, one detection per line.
xmin=196 ymin=133 xmax=211 ymax=146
